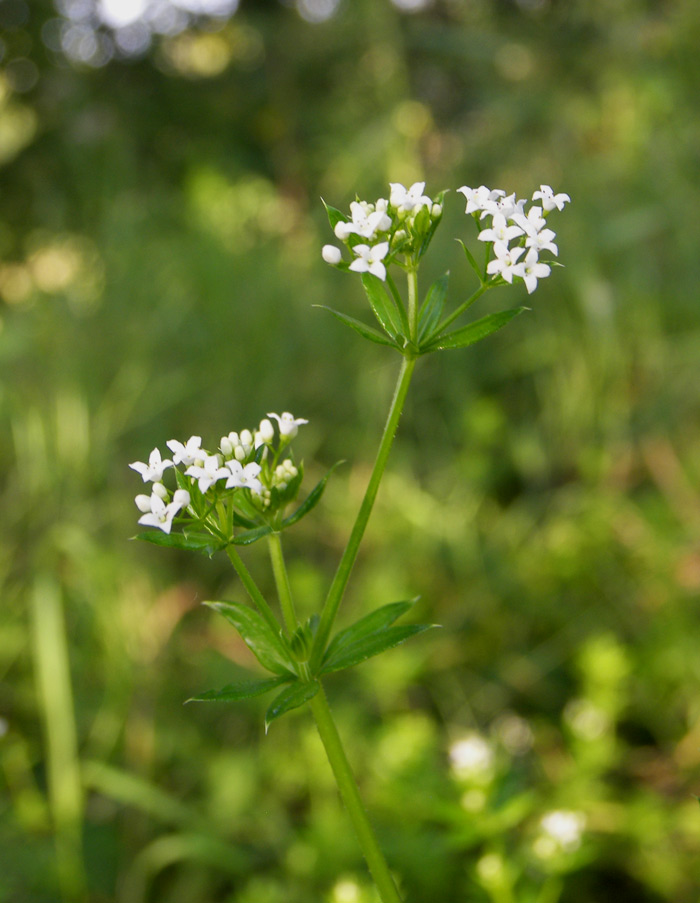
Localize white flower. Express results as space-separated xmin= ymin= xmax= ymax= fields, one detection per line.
xmin=334 ymin=200 xmax=392 ymax=241
xmin=524 ymin=227 xmax=558 ymax=257
xmin=532 ymin=184 xmax=571 ymax=212
xmin=348 ymin=242 xmax=389 ymax=281
xmin=129 ymin=447 xmax=173 ymax=483
xmin=268 ymin=411 xmax=309 ymax=439
xmin=449 ymin=733 xmax=494 ymax=779
xmin=389 ymin=181 xmax=432 ymax=214
xmin=185 ymin=454 xmax=229 ymax=493
xmin=514 ymin=248 xmax=551 ymax=294
xmin=539 ymin=810 xmax=586 ymax=852
xmin=322 ymin=244 xmax=342 ymax=264
xmin=457 ymin=185 xmax=505 ymax=218
xmin=489 ymin=192 xmax=525 ymax=220
xmin=513 ymin=205 xmax=546 ymax=234
xmin=137 ymin=489 xmax=190 ymax=534
xmin=166 ymin=436 xmax=204 ymax=467
xmin=478 ymin=213 xmax=524 ymax=248
xmin=486 ymin=243 xmax=525 ymax=283
xmin=225 ymin=460 xmax=263 ymax=495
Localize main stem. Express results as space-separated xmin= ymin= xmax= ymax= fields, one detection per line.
xmin=267 ymin=532 xmax=299 ymax=634
xmin=309 ymin=352 xmax=417 ymax=672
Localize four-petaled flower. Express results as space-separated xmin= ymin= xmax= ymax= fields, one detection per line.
xmin=478 ymin=213 xmax=524 ymax=249
xmin=349 ymin=242 xmax=389 ymax=281
xmin=486 ymin=243 xmax=525 ymax=283
xmin=389 ymin=182 xmax=432 ymax=214
xmin=268 ymin=411 xmax=309 ymax=439
xmin=136 ymin=489 xmax=190 ymax=534
xmin=514 ymin=248 xmax=551 ymax=294
xmin=225 ymin=460 xmax=263 ymax=495
xmin=185 ymin=454 xmax=229 ymax=493
xmin=533 ymin=185 xmax=571 ymax=212
xmin=129 ymin=447 xmax=173 ymax=483
xmin=166 ymin=436 xmax=204 ymax=467
xmin=335 ymin=200 xmax=391 ymax=241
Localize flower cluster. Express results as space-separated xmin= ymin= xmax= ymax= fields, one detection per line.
xmin=458 ymin=183 xmax=570 ymax=294
xmin=129 ymin=412 xmax=308 ymax=535
xmin=322 ymin=181 xmax=444 ymax=281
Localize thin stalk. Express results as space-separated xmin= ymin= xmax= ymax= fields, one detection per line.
xmin=309 ymin=353 xmax=416 ymax=672
xmin=225 ymin=546 xmax=283 ymax=636
xmin=434 ymin=282 xmax=490 ymax=336
xmin=309 ymin=687 xmax=403 ymax=903
xmin=406 ymin=266 xmax=419 ymax=341
xmin=267 ymin=532 xmax=299 ymax=633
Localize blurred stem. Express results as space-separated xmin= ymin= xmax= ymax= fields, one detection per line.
xmin=267 ymin=532 xmax=299 ymax=633
xmin=309 ymin=353 xmax=417 ymax=672
xmin=407 ymin=265 xmax=419 ymax=341
xmin=225 ymin=546 xmax=283 ymax=636
xmin=309 ymin=687 xmax=403 ymax=903
xmin=30 ymin=575 xmax=87 ymax=903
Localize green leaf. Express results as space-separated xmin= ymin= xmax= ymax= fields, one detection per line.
xmin=283 ymin=461 xmax=344 ymax=529
xmin=133 ymin=530 xmax=225 ymax=557
xmin=314 ymin=305 xmax=398 ymax=348
xmin=322 ymin=199 xmax=346 ymax=232
xmin=418 ymin=272 xmax=449 ymax=342
xmin=187 ymin=676 xmax=291 ymax=704
xmin=230 ymin=524 xmax=273 ymax=546
xmin=361 ymin=273 xmax=404 ymax=339
xmin=423 ymin=307 xmax=527 ymax=352
xmin=265 ymin=680 xmax=320 ymax=731
xmin=458 ymin=240 xmax=484 ymax=282
xmin=320 ymin=624 xmax=436 ymax=675
xmin=205 ymin=601 xmax=295 ymax=676
xmin=323 ymin=600 xmax=417 ymax=663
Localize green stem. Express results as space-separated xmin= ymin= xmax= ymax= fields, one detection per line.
xmin=267 ymin=532 xmax=299 ymax=633
xmin=309 ymin=687 xmax=403 ymax=903
xmin=225 ymin=545 xmax=283 ymax=636
xmin=309 ymin=353 xmax=417 ymax=672
xmin=435 ymin=282 xmax=490 ymax=336
xmin=407 ymin=265 xmax=419 ymax=341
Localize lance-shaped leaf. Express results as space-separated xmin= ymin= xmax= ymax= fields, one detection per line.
xmin=314 ymin=305 xmax=398 ymax=348
xmin=322 ymin=199 xmax=346 ymax=232
xmin=418 ymin=272 xmax=449 ymax=343
xmin=322 ymin=600 xmax=417 ymax=664
xmin=320 ymin=624 xmax=436 ymax=675
xmin=187 ymin=675 xmax=291 ymax=704
xmin=422 ymin=307 xmax=527 ymax=353
xmin=283 ymin=461 xmax=344 ymax=529
xmin=361 ymin=273 xmax=405 ymax=340
xmin=134 ymin=530 xmax=226 ymax=558
xmin=205 ymin=601 xmax=295 ymax=676
xmin=230 ymin=524 xmax=273 ymax=546
xmin=265 ymin=680 xmax=320 ymax=732
xmin=458 ymin=239 xmax=485 ymax=283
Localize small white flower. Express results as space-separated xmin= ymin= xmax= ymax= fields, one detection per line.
xmin=449 ymin=734 xmax=494 ymax=779
xmin=514 ymin=248 xmax=551 ymax=294
xmin=389 ymin=181 xmax=432 ymax=214
xmin=348 ymin=242 xmax=389 ymax=281
xmin=486 ymin=243 xmax=525 ymax=283
xmin=488 ymin=192 xmax=525 ymax=220
xmin=532 ymin=184 xmax=571 ymax=212
xmin=457 ymin=185 xmax=505 ymax=218
xmin=166 ymin=436 xmax=204 ymax=467
xmin=225 ymin=460 xmax=263 ymax=495
xmin=478 ymin=213 xmax=524 ymax=248
xmin=322 ymin=244 xmax=342 ymax=264
xmin=137 ymin=489 xmax=190 ymax=534
xmin=539 ymin=810 xmax=586 ymax=852
xmin=185 ymin=454 xmax=229 ymax=493
xmin=268 ymin=411 xmax=309 ymax=439
xmin=129 ymin=447 xmax=173 ymax=483
xmin=513 ymin=205 xmax=546 ymax=234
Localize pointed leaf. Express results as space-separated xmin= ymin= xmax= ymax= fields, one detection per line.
xmin=418 ymin=272 xmax=449 ymax=342
xmin=134 ymin=530 xmax=226 ymax=557
xmin=458 ymin=239 xmax=484 ymax=282
xmin=323 ymin=600 xmax=417 ymax=663
xmin=230 ymin=524 xmax=273 ymax=546
xmin=265 ymin=680 xmax=320 ymax=731
xmin=361 ymin=273 xmax=403 ymax=339
xmin=187 ymin=676 xmax=291 ymax=703
xmin=423 ymin=307 xmax=527 ymax=352
xmin=322 ymin=199 xmax=346 ymax=232
xmin=314 ymin=305 xmax=398 ymax=348
xmin=320 ymin=624 xmax=436 ymax=675
xmin=205 ymin=601 xmax=294 ymax=676
xmin=283 ymin=461 xmax=344 ymax=529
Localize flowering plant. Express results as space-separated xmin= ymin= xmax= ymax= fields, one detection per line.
xmin=130 ymin=180 xmax=569 ymax=903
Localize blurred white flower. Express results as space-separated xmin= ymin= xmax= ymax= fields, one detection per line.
xmin=535 ymin=809 xmax=586 ymax=858
xmin=185 ymin=454 xmax=229 ymax=492
xmin=268 ymin=411 xmax=308 ymax=439
xmin=449 ymin=733 xmax=494 ymax=779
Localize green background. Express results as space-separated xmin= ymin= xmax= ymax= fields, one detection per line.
xmin=1 ymin=0 xmax=700 ymax=900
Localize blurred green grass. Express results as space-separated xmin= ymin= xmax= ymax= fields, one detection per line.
xmin=1 ymin=1 xmax=700 ymax=901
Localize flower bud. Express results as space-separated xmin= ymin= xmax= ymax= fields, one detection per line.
xmin=257 ymin=418 xmax=274 ymax=444
xmin=240 ymin=429 xmax=253 ymax=448
xmin=152 ymin=482 xmax=168 ymax=500
xmin=322 ymin=244 xmax=342 ymax=264
xmin=431 ymin=203 xmax=443 ymax=218
xmin=135 ymin=494 xmax=152 ymax=513
xmin=220 ymin=436 xmax=233 ymax=456
xmin=234 ymin=445 xmax=246 ymax=461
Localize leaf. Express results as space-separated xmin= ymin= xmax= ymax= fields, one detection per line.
xmin=418 ymin=272 xmax=449 ymax=342
xmin=283 ymin=461 xmax=344 ymax=529
xmin=265 ymin=680 xmax=320 ymax=731
xmin=458 ymin=239 xmax=484 ymax=281
xmin=187 ymin=676 xmax=291 ymax=704
xmin=321 ymin=199 xmax=346 ymax=232
xmin=422 ymin=307 xmax=527 ymax=352
xmin=133 ymin=530 xmax=225 ymax=557
xmin=323 ymin=600 xmax=417 ymax=662
xmin=361 ymin=273 xmax=404 ymax=340
xmin=314 ymin=305 xmax=398 ymax=348
xmin=320 ymin=624 xmax=436 ymax=675
xmin=230 ymin=524 xmax=273 ymax=546
xmin=205 ymin=601 xmax=295 ymax=676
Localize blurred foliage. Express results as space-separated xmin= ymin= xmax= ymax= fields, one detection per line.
xmin=1 ymin=0 xmax=700 ymax=901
